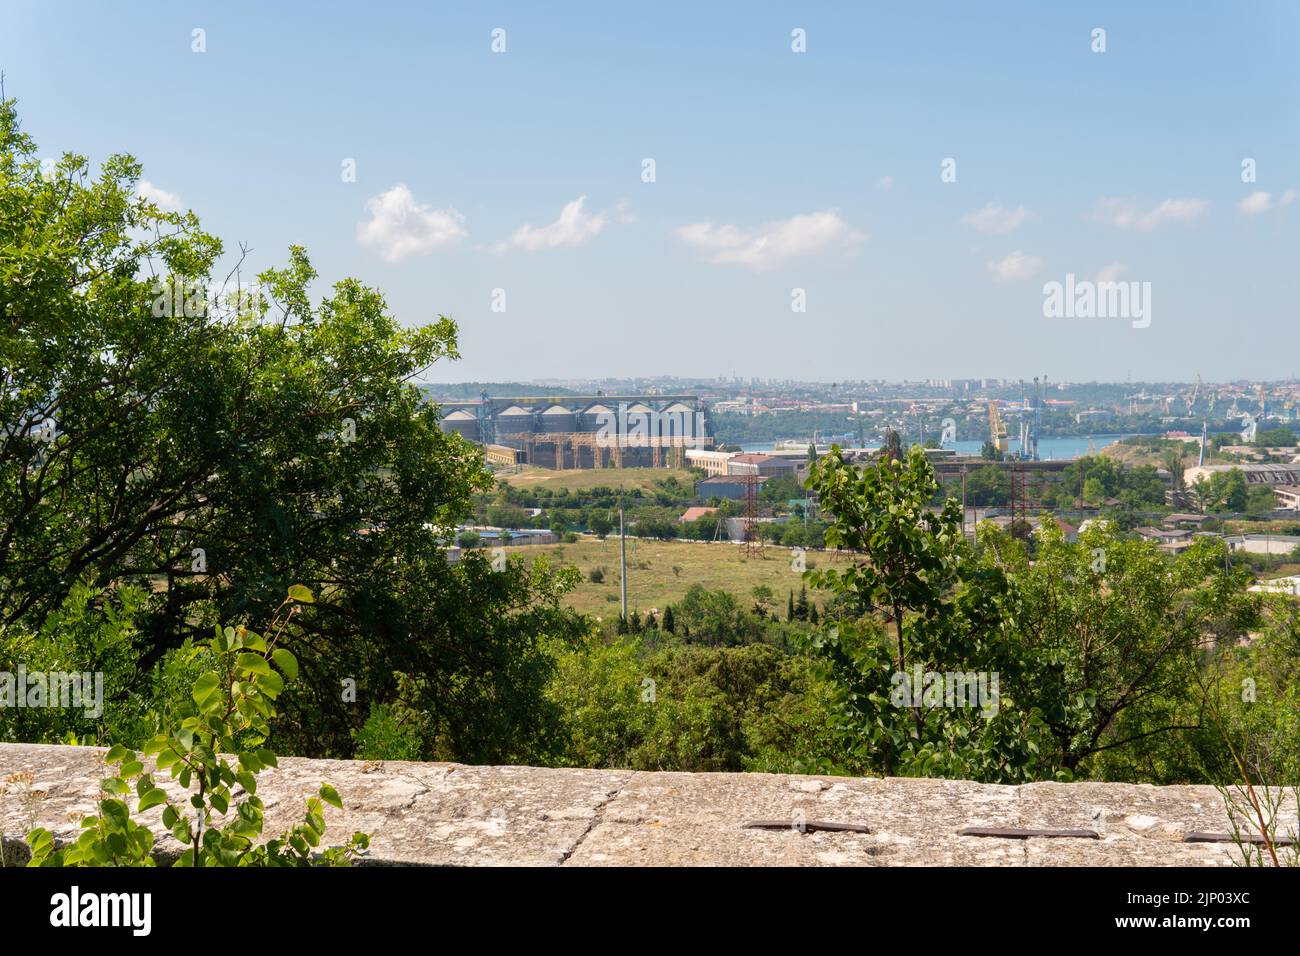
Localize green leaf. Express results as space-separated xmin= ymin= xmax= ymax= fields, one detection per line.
xmin=258 ymin=670 xmax=284 ymax=698
xmin=155 ymin=749 xmax=181 ymax=770
xmin=192 ymin=671 xmax=222 ymax=708
xmin=99 ymin=798 xmax=129 ymax=827
xmin=137 ymin=789 xmax=168 ymax=812
xmin=319 ymin=783 xmax=342 ymax=809
xmin=27 ymin=828 xmax=53 ymax=854
xmin=271 ymin=648 xmax=298 ymax=680
xmin=236 ymin=653 xmax=272 ymax=677
xmin=288 ymin=584 xmax=315 ymax=604
xmin=241 ymin=630 xmax=268 ymax=652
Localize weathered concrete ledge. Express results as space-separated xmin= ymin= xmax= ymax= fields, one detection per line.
xmin=0 ymin=743 xmax=1274 ymax=866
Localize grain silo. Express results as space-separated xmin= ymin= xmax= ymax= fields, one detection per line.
xmin=537 ymin=404 xmax=576 ymax=433
xmin=495 ymin=404 xmax=535 ymax=440
xmin=660 ymin=401 xmax=697 ymax=441
xmin=578 ymin=403 xmax=613 ymax=433
xmin=439 ymin=409 xmax=481 ymax=441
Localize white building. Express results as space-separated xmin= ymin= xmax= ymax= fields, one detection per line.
xmin=685 ymin=448 xmax=737 ymax=476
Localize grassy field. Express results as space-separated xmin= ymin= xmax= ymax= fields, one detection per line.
xmin=502 ymin=536 xmax=851 ymax=617
xmin=494 ymin=465 xmax=695 ymax=494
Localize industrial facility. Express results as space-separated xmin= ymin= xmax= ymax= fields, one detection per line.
xmin=437 ymin=394 xmax=713 ymax=469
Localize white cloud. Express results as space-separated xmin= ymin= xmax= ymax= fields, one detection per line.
xmin=614 ymin=199 xmax=638 ymax=224
xmin=675 ymin=209 xmax=865 ymax=271
xmin=137 ymin=180 xmax=183 ymax=213
xmin=356 ymin=184 xmax=467 ymax=262
xmin=1090 ymin=197 xmax=1208 ymax=230
xmin=986 ymin=250 xmax=1042 ymax=281
xmin=1093 ymin=262 xmax=1128 ymax=283
xmin=962 ymin=202 xmax=1028 ymax=235
xmin=494 ymin=195 xmax=608 ymax=252
xmin=1282 ymin=189 xmax=1299 ymax=206
xmin=1238 ymin=191 xmax=1273 ymax=215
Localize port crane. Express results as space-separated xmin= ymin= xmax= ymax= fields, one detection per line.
xmin=1183 ymin=374 xmax=1201 ymax=416
xmin=987 ymin=401 xmax=1008 ymax=455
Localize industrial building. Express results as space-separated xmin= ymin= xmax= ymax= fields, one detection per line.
xmin=1224 ymin=533 xmax=1300 ymax=556
xmin=697 ymin=474 xmax=768 ymax=500
xmin=685 ymin=449 xmax=735 ymax=476
xmin=726 ymin=453 xmax=799 ymax=478
xmin=437 ymin=394 xmax=712 ymax=469
xmin=1182 ymin=463 xmax=1300 ymax=487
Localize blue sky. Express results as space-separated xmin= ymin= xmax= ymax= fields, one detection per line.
xmin=4 ymin=1 xmax=1299 ymax=382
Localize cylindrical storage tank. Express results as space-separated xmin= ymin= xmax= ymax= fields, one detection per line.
xmin=439 ymin=409 xmax=480 ymax=441
xmin=537 ymin=404 xmax=576 ymax=433
xmin=579 ymin=403 xmax=614 ymax=432
xmin=494 ymin=405 xmax=535 ymax=439
xmin=660 ymin=402 xmax=696 ymax=441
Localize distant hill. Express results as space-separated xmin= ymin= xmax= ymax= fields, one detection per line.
xmin=1102 ymin=435 xmax=1197 ymax=469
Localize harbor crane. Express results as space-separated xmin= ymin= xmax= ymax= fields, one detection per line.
xmin=987 ymin=401 xmax=1008 ymax=455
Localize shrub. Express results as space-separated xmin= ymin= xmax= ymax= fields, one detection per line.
xmin=26 ymin=588 xmax=369 ymax=867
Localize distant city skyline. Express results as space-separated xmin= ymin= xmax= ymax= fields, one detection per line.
xmin=5 ymin=1 xmax=1298 ymax=381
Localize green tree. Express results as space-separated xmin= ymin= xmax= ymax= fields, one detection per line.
xmin=0 ymin=100 xmax=581 ymax=762
xmin=589 ymin=511 xmax=614 ymax=538
xmin=979 ymin=523 xmax=1258 ymax=776
xmin=965 ymin=465 xmax=1010 ymax=506
xmin=676 ymin=584 xmax=759 ymax=646
xmin=878 ymin=427 xmax=904 ymax=462
xmin=1164 ymin=449 xmax=1186 ymax=491
xmin=805 ymin=446 xmax=1039 ymax=781
xmin=1247 ymin=484 xmax=1277 ymax=516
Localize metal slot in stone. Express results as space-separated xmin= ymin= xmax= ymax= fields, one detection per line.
xmin=743 ymin=820 xmax=872 ymax=834
xmin=1182 ymin=831 xmax=1297 ymax=846
xmin=960 ymin=826 xmax=1100 ymax=840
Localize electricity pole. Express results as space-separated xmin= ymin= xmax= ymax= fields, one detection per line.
xmin=619 ymin=493 xmax=627 ymax=620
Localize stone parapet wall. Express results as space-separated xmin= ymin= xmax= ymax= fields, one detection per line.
xmin=0 ymin=743 xmax=1263 ymax=866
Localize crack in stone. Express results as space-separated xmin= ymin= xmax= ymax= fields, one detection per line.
xmin=558 ymin=772 xmax=634 ymax=866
